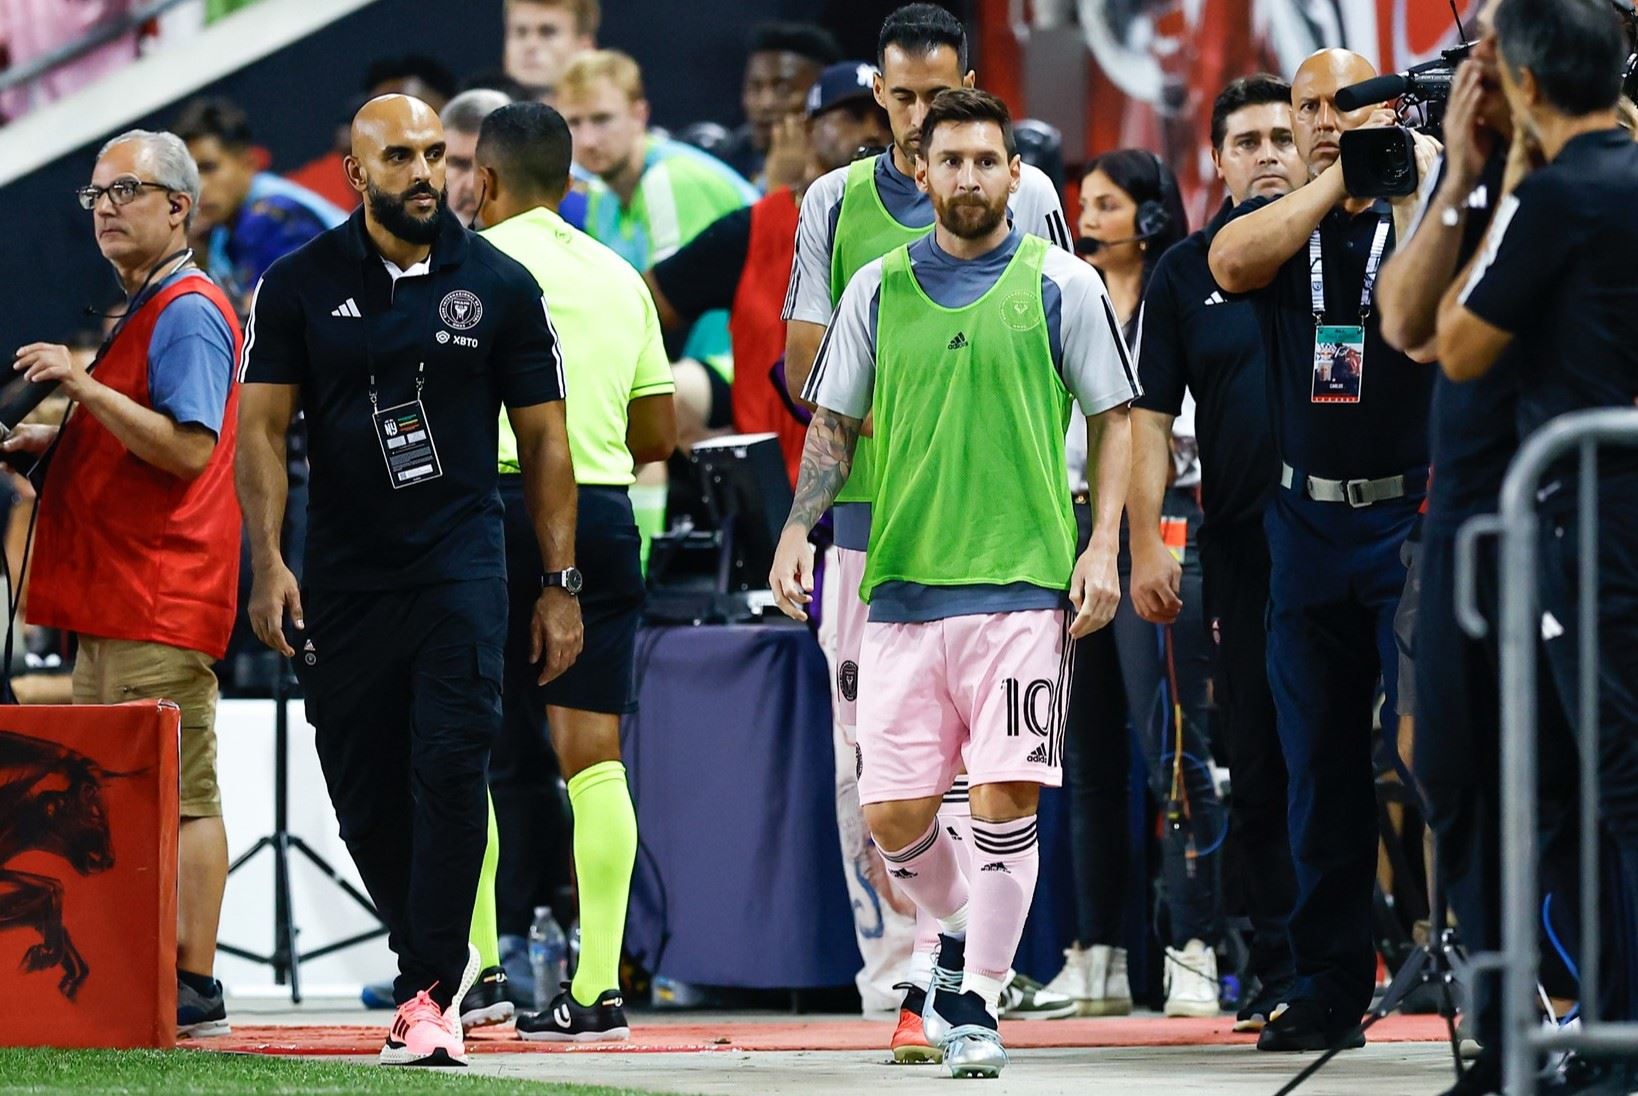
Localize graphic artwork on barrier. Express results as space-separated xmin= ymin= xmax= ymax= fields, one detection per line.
xmin=0 ymin=731 xmax=143 ymax=1001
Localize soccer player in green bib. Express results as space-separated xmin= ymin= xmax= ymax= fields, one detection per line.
xmin=771 ymin=89 xmax=1135 ymax=1079
xmin=780 ymin=3 xmax=1076 ymax=1060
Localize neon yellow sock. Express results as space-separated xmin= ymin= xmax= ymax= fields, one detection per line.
xmin=468 ymin=792 xmax=500 ymax=969
xmin=567 ymin=760 xmax=636 ymax=1006
xmin=630 ymin=482 xmax=666 ymax=574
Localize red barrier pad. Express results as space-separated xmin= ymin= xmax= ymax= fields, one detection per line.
xmin=1 ymin=701 xmax=180 ymax=1048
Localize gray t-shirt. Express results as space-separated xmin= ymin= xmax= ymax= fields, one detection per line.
xmin=782 ymin=154 xmax=1074 ymax=328
xmin=806 ymin=228 xmax=1139 ymax=622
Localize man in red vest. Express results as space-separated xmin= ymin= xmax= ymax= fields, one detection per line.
xmin=5 ymin=129 xmax=243 ymax=1038
xmin=645 ymin=60 xmax=889 ymax=485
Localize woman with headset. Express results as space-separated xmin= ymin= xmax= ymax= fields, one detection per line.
xmin=1045 ymin=151 xmax=1229 ymax=1022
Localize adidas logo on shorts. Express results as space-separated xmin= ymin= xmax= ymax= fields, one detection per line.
xmin=980 ymin=861 xmax=1012 ymax=874
xmin=1026 ymin=744 xmax=1049 ymax=764
xmin=946 ymin=331 xmax=968 ymax=351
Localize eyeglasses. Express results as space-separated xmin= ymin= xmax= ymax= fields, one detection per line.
xmin=75 ymin=179 xmax=172 ymax=211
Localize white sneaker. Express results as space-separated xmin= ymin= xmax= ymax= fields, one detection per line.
xmin=1043 ymin=945 xmax=1094 ymax=1010
xmin=1088 ymin=944 xmax=1133 ymax=1017
xmin=1163 ymin=939 xmax=1221 ymax=1017
xmin=1044 ymin=943 xmax=1133 ymax=1017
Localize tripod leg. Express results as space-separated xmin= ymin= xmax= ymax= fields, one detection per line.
xmin=1373 ymin=943 xmax=1432 ymax=1017
xmin=289 ymin=837 xmax=385 ymax=921
xmin=1436 ymin=961 xmax=1466 ymax=1075
xmin=227 ymin=835 xmax=272 ymax=876
xmin=273 ymin=831 xmax=301 ymax=1004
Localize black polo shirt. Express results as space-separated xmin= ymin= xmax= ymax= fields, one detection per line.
xmin=1460 ymin=128 xmax=1638 ymax=498
xmin=1136 ymin=200 xmax=1277 ymax=538
xmin=1423 ymin=151 xmax=1520 ymax=530
xmin=241 ymin=207 xmax=564 ymax=591
xmin=1219 ymin=195 xmax=1433 ymax=481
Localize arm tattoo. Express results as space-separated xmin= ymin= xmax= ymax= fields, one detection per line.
xmin=785 ymin=408 xmax=861 ymax=533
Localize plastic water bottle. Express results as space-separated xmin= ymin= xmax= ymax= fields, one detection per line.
xmin=528 ymin=906 xmax=566 ymax=1010
xmin=566 ymin=918 xmax=581 ymax=980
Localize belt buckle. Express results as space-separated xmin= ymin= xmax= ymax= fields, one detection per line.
xmin=1345 ymin=479 xmax=1372 ymax=508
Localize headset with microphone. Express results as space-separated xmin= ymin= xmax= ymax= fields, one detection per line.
xmin=1078 ymin=151 xmax=1176 ymax=256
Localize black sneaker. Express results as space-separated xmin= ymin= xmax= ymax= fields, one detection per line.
xmin=177 ymin=976 xmax=230 ymax=1038
xmin=1255 ymin=998 xmax=1366 ymax=1053
xmin=459 ymin=966 xmax=516 ymax=1029
xmin=515 ymin=985 xmax=630 ymax=1043
xmin=1234 ymin=980 xmax=1296 ymax=1033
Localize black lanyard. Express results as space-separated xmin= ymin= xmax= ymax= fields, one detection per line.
xmin=98 ymin=247 xmax=198 ymax=358
xmin=357 ymin=254 xmax=440 ymax=411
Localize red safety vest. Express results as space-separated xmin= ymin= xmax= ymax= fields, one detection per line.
xmin=30 ymin=275 xmax=243 ymax=660
xmin=728 ymin=187 xmax=806 ymax=486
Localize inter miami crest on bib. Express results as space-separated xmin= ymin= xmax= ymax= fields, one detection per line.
xmin=439 ymin=289 xmax=483 ymax=331
xmin=839 ymin=659 xmax=859 ymax=702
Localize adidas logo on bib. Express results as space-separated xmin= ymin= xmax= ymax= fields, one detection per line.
xmin=947 ymin=331 xmax=968 ymax=351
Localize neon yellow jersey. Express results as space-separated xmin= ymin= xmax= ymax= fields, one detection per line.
xmin=582 ymin=136 xmax=756 ymax=377
xmin=483 ymin=206 xmax=675 ymax=485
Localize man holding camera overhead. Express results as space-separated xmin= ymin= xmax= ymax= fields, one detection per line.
xmin=1207 ymin=48 xmax=1439 ymax=1053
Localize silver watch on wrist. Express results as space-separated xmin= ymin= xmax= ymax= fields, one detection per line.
xmin=543 ymin=567 xmax=583 ymax=596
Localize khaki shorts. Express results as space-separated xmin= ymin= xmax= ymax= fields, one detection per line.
xmin=73 ymin=636 xmax=221 ymax=818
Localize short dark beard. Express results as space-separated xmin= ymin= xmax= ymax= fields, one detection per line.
xmin=366 ymin=181 xmax=446 ymax=246
xmin=936 ymin=193 xmax=1007 ymax=240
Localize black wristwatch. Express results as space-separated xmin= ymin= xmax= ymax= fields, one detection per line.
xmin=542 ymin=567 xmax=583 ymax=596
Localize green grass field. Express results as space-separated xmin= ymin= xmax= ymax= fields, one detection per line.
xmin=0 ymin=1049 xmax=661 ymax=1095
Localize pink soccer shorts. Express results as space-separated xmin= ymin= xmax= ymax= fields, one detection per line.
xmin=856 ymin=609 xmax=1070 ymax=805
xmin=828 ymin=546 xmax=868 ymax=730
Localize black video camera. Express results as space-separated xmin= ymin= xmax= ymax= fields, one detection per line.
xmin=1335 ymin=44 xmax=1472 ymax=200
xmin=1338 ymin=0 xmax=1638 ymax=199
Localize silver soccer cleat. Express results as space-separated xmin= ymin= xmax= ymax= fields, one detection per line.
xmin=921 ymin=966 xmax=963 ymax=1046
xmin=944 ymin=1025 xmax=1008 ymax=1079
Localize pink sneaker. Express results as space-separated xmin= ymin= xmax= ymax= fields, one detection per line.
xmin=379 ymin=945 xmax=482 ymax=1067
xmin=379 ymin=991 xmax=464 ymax=1066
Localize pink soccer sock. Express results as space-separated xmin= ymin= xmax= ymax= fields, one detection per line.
xmin=965 ymin=814 xmax=1041 ymax=985
xmin=908 ymin=777 xmax=974 ymax=983
xmin=879 ymin=818 xmax=971 ymax=931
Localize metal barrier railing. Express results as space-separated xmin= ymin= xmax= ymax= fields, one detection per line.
xmin=1456 ymin=407 xmax=1638 ymax=1094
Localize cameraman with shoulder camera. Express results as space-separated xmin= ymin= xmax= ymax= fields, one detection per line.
xmin=1207 ymin=48 xmax=1439 ymax=1053
xmin=1437 ymin=0 xmax=1638 ymax=1082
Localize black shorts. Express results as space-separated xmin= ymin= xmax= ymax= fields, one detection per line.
xmin=502 ymin=479 xmax=644 ymax=714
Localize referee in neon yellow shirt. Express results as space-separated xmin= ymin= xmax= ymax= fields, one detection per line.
xmin=473 ymin=100 xmax=677 ymax=1041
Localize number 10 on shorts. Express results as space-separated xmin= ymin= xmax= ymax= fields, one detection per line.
xmin=1001 ymin=677 xmax=1056 ymax=738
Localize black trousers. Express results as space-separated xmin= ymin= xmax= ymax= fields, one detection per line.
xmin=492 ymin=478 xmax=573 ymax=938
xmin=293 ymin=578 xmax=506 ymax=1008
xmin=1417 ymin=520 xmax=1582 ymax=1051
xmin=1540 ymin=484 xmax=1638 ymax=1026
xmin=1064 ymin=495 xmax=1224 ymax=951
xmin=1264 ymin=483 xmax=1419 ymax=1020
xmin=1200 ymin=519 xmax=1298 ymax=992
